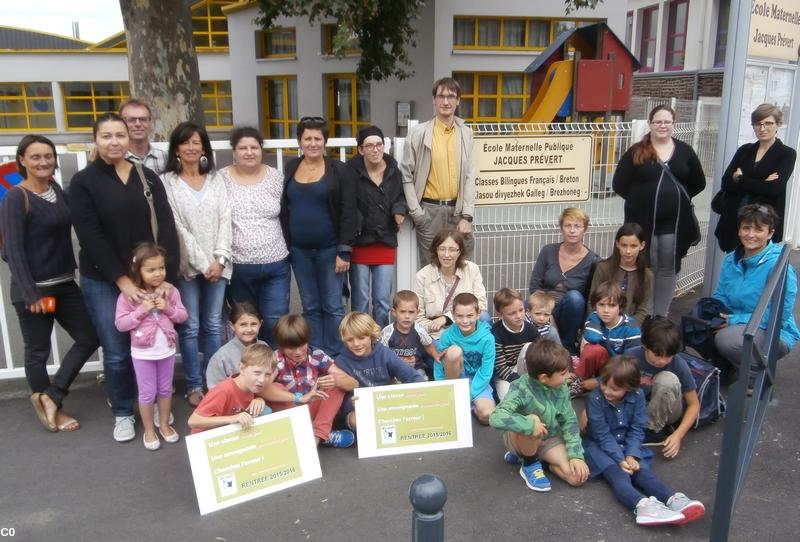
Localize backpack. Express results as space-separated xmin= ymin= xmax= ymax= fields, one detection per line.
xmin=678 ymin=350 xmax=726 ymax=428
xmin=681 ymin=297 xmax=730 ymax=360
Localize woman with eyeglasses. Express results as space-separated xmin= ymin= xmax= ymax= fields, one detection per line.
xmin=712 ymin=204 xmax=799 ymax=380
xmin=414 ymin=229 xmax=488 ymax=340
xmin=220 ymin=126 xmax=289 ymax=348
xmin=346 ymin=125 xmax=406 ymax=328
xmin=528 ymin=207 xmax=598 ymax=354
xmin=713 ymin=104 xmax=796 ymax=253
xmin=613 ymin=105 xmax=705 ymax=317
xmin=279 ymin=117 xmax=358 ymax=356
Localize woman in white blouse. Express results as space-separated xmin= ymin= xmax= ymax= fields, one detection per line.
xmin=162 ymin=122 xmax=232 ymax=406
xmin=219 ymin=127 xmax=290 ymax=348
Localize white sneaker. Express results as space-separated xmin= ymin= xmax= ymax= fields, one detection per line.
xmin=667 ymin=492 xmax=705 ymax=523
xmin=113 ymin=415 xmax=136 ymax=442
xmin=635 ymin=496 xmax=685 ymax=526
xmin=153 ymin=404 xmax=175 ymax=428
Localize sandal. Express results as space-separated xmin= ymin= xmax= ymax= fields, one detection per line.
xmin=159 ymin=426 xmax=180 ymax=444
xmin=31 ymin=393 xmax=57 ymax=432
xmin=143 ymin=432 xmax=161 ymax=451
xmin=56 ymin=410 xmax=80 ymax=432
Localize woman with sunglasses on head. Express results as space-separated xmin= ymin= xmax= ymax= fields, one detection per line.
xmin=713 ymin=104 xmax=796 ymax=253
xmin=280 ymin=117 xmax=358 ymax=356
xmin=613 ymin=105 xmax=705 ymax=317
xmin=346 ymin=125 xmax=406 ymax=328
xmin=0 ymin=135 xmax=99 ymax=434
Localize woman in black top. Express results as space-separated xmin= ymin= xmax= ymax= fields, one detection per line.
xmin=279 ymin=117 xmax=357 ymax=356
xmin=0 ymin=135 xmax=98 ymax=433
xmin=613 ymin=105 xmax=705 ymax=317
xmin=714 ymin=103 xmax=796 ymax=252
xmin=69 ymin=113 xmax=179 ymax=443
xmin=346 ymin=125 xmax=407 ymax=328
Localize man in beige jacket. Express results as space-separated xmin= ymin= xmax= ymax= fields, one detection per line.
xmin=400 ymin=77 xmax=476 ymax=266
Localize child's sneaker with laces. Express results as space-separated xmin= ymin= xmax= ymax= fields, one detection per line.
xmin=635 ymin=496 xmax=685 ymax=526
xmin=503 ymin=451 xmax=520 ymax=465
xmin=666 ymin=492 xmax=705 ymax=523
xmin=568 ymin=376 xmax=584 ymax=399
xmin=519 ymin=461 xmax=551 ymax=492
xmin=322 ymin=429 xmax=355 ymax=448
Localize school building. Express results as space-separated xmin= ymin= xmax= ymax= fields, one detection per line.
xmin=0 ymin=0 xmax=629 ymax=146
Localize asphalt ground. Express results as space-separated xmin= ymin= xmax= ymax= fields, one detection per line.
xmin=1 ymin=258 xmax=799 ymax=542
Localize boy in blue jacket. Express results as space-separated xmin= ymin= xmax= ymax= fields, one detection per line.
xmin=336 ymin=312 xmax=426 ymax=431
xmin=436 ymin=292 xmax=495 ymax=424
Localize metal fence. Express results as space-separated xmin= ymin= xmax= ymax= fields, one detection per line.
xmin=0 ymin=122 xmax=717 ymax=378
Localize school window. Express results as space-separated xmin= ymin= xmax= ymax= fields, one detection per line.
xmin=62 ymin=81 xmax=130 ymax=130
xmin=665 ymin=0 xmax=689 ymax=70
xmin=322 ymin=24 xmax=361 ymax=55
xmin=191 ymin=0 xmax=232 ymax=50
xmin=0 ymin=83 xmax=56 ymax=131
xmin=453 ymin=16 xmax=602 ymax=51
xmin=258 ymin=27 xmax=296 ymax=59
xmin=639 ymin=5 xmax=659 ymax=72
xmin=714 ymin=0 xmax=731 ymax=68
xmin=262 ymin=76 xmax=298 ymax=139
xmin=453 ymin=72 xmax=528 ymax=122
xmin=326 ymin=74 xmax=370 ymax=138
xmin=200 ymin=80 xmax=233 ymax=129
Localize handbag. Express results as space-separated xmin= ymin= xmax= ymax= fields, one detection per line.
xmin=711 ymin=189 xmax=727 ymax=214
xmin=659 ymin=161 xmax=701 ymax=247
xmin=133 ymin=162 xmax=159 ymax=243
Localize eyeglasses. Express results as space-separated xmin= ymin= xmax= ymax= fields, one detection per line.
xmin=123 ymin=116 xmax=150 ymax=124
xmin=361 ymin=142 xmax=384 ymax=152
xmin=753 ymin=121 xmax=777 ymax=129
xmin=299 ymin=116 xmax=326 ymax=123
xmin=650 ymin=120 xmax=673 ymax=126
xmin=436 ymin=247 xmax=460 ymax=254
xmin=435 ymin=94 xmax=459 ymax=102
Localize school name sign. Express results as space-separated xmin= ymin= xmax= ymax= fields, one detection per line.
xmin=749 ymin=1 xmax=800 ymax=62
xmin=473 ymin=135 xmax=593 ymax=205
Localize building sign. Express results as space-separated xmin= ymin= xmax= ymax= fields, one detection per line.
xmin=749 ymin=1 xmax=800 ymax=63
xmin=354 ymin=380 xmax=473 ymax=459
xmin=473 ymin=135 xmax=594 ymax=206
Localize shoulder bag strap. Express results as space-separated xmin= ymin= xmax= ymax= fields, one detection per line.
xmin=134 ymin=162 xmax=159 ymax=243
xmin=441 ymin=275 xmax=461 ymax=314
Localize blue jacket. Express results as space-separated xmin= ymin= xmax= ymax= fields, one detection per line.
xmin=583 ymin=313 xmax=641 ymax=356
xmin=582 ymin=386 xmax=652 ymax=479
xmin=435 ymin=320 xmax=495 ymax=400
xmin=713 ymin=241 xmax=800 ymax=350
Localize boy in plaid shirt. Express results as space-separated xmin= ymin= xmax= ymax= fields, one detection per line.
xmin=264 ymin=315 xmax=358 ymax=448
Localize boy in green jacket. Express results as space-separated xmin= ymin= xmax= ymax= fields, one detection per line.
xmin=490 ymin=338 xmax=589 ymax=492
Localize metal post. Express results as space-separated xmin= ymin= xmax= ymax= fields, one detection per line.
xmin=409 ymin=474 xmax=447 ymax=542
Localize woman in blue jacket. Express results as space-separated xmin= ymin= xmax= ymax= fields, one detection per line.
xmin=713 ymin=204 xmax=799 ymax=374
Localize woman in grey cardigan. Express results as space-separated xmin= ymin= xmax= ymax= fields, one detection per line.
xmin=162 ymin=122 xmax=232 ymax=406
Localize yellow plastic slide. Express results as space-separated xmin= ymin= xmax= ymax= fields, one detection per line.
xmin=522 ymin=60 xmax=573 ymax=123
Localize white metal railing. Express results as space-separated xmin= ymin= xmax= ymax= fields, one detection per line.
xmin=0 ymin=125 xmax=716 ymax=379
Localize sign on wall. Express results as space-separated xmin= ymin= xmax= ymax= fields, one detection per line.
xmin=473 ymin=135 xmax=594 ymax=206
xmin=748 ymin=1 xmax=800 ymax=63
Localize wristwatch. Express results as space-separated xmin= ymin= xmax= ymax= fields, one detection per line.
xmin=217 ymin=255 xmax=229 ymax=267
xmin=293 ymin=392 xmax=303 ymax=405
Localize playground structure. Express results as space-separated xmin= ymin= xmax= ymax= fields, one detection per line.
xmin=522 ymin=23 xmax=640 ymax=123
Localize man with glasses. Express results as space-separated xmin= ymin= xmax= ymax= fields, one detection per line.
xmin=119 ymin=99 xmax=168 ymax=174
xmin=400 ymin=77 xmax=476 ymax=266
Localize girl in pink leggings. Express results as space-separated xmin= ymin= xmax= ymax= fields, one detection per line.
xmin=115 ymin=243 xmax=187 ymax=450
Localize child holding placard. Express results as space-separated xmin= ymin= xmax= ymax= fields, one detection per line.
xmin=188 ymin=343 xmax=276 ymax=433
xmin=335 ymin=312 xmax=426 ymax=430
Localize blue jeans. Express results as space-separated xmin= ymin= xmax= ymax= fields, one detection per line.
xmin=227 ymin=258 xmax=291 ymax=348
xmin=177 ymin=275 xmax=228 ymax=391
xmin=290 ymin=245 xmax=345 ymax=356
xmin=80 ymin=275 xmax=135 ymax=417
xmin=601 ymin=464 xmax=674 ymax=510
xmin=349 ymin=263 xmax=394 ymax=328
xmin=553 ymin=289 xmax=586 ymax=354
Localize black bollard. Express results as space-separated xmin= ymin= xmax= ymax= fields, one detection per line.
xmin=409 ymin=474 xmax=447 ymax=542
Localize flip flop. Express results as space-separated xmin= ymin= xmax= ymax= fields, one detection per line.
xmin=30 ymin=393 xmax=57 ymax=432
xmin=56 ymin=410 xmax=80 ymax=432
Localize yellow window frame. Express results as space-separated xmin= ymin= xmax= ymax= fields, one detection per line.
xmin=258 ymin=27 xmax=297 ymax=59
xmin=322 ymin=24 xmax=361 ymax=56
xmin=201 ymin=80 xmax=233 ymax=130
xmin=0 ymin=83 xmax=57 ymax=132
xmin=453 ymin=16 xmax=603 ymax=51
xmin=454 ymin=72 xmax=529 ymax=123
xmin=326 ymin=73 xmax=370 ymax=140
xmin=262 ymin=75 xmax=298 ymax=141
xmin=191 ymin=0 xmax=232 ymax=51
xmin=62 ymin=81 xmax=130 ymax=131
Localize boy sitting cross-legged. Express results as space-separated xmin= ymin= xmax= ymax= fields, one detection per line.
xmin=436 ymin=292 xmax=496 ymax=424
xmin=489 ymin=339 xmax=589 ymax=492
xmin=380 ymin=290 xmax=440 ymax=380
